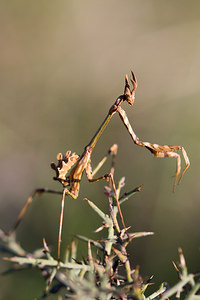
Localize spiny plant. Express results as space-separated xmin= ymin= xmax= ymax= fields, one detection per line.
xmin=0 ymin=174 xmax=199 ymax=299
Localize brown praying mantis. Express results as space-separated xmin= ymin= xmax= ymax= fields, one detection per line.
xmin=8 ymin=71 xmax=190 ymax=262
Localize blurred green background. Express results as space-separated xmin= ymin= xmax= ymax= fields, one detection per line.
xmin=0 ymin=1 xmax=200 ymax=299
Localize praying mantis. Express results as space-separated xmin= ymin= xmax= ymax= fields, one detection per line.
xmin=9 ymin=71 xmax=190 ymax=262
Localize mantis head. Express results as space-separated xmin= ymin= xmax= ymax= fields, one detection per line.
xmin=124 ymin=71 xmax=137 ymax=106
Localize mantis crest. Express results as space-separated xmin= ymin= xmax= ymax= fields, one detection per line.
xmin=9 ymin=71 xmax=190 ymax=261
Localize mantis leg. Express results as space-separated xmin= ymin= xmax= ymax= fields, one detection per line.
xmin=117 ymin=106 xmax=142 ymax=146
xmin=57 ymin=186 xmax=81 ymax=263
xmin=8 ymin=188 xmax=63 ymax=235
xmin=85 ymin=144 xmax=118 ymax=181
xmin=154 ymin=151 xmax=181 ymax=193
xmin=85 ymin=144 xmax=127 ymax=232
xmin=92 ymin=144 xmax=118 ymax=177
xmin=57 ymin=188 xmax=66 ymax=263
xmin=178 ymin=147 xmax=190 ymax=185
xmin=9 ymin=186 xmax=72 ymax=262
xmin=117 ymin=106 xmax=190 ymax=191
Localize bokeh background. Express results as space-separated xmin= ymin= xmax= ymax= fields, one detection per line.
xmin=0 ymin=1 xmax=200 ymax=299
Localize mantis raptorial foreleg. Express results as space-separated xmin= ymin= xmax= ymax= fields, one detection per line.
xmin=117 ymin=106 xmax=190 ymax=192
